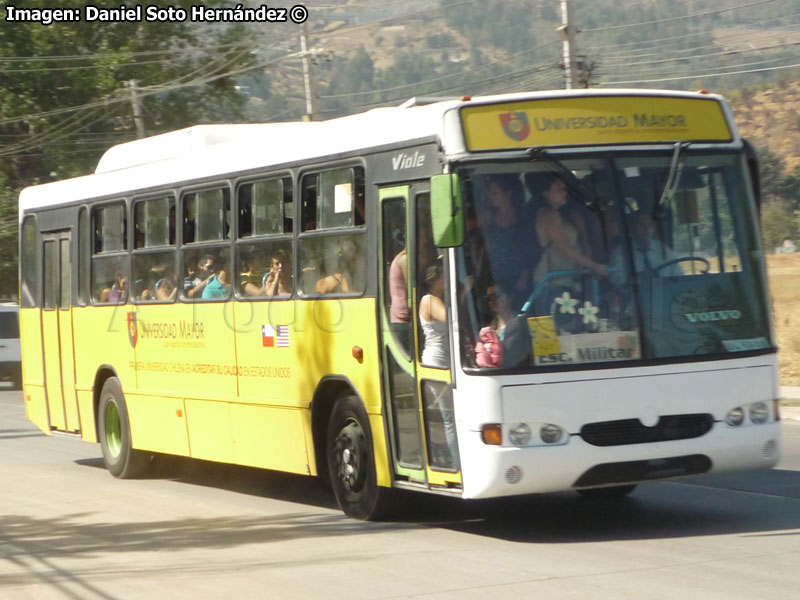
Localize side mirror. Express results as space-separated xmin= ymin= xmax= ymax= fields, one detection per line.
xmin=743 ymin=138 xmax=761 ymax=215
xmin=430 ymin=173 xmax=464 ymax=247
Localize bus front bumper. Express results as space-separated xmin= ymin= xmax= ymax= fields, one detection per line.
xmin=457 ymin=421 xmax=781 ymax=499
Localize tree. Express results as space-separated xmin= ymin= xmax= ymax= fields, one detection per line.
xmin=760 ymin=199 xmax=799 ymax=252
xmin=757 ymin=146 xmax=791 ymax=202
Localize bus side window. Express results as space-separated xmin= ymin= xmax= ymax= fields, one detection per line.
xmin=301 ymin=174 xmax=318 ymax=232
xmin=180 ymin=186 xmax=232 ymax=302
xmin=238 ymin=239 xmax=293 ymax=298
xmin=183 ymin=188 xmax=230 ymax=243
xmin=21 ymin=216 xmax=39 ymax=308
xmin=298 ymin=166 xmax=366 ymax=296
xmin=92 ymin=201 xmax=128 ymax=304
xmin=239 ymin=177 xmax=289 ymax=238
xmin=132 ymin=195 xmax=177 ymax=302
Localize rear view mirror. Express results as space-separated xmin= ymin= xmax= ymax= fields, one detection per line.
xmin=430 ymin=173 xmax=464 ymax=247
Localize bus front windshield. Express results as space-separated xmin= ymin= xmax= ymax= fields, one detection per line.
xmin=456 ymin=151 xmax=773 ymax=371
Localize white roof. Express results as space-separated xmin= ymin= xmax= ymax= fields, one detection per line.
xmin=18 ymin=88 xmax=729 ymax=214
xmin=19 ymin=100 xmax=460 ymax=213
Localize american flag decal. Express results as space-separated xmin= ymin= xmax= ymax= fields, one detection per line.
xmin=276 ymin=325 xmax=290 ymax=348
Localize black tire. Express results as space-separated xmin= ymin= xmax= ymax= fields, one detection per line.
xmin=98 ymin=377 xmax=150 ymax=479
xmin=327 ymin=392 xmax=392 ymax=520
xmin=577 ymin=484 xmax=637 ymax=499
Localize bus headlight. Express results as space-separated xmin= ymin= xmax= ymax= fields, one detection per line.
xmin=725 ymin=407 xmax=745 ymax=426
xmin=750 ymin=402 xmax=769 ymax=424
xmin=509 ymin=423 xmax=531 ymax=446
xmin=540 ymin=424 xmax=564 ymax=444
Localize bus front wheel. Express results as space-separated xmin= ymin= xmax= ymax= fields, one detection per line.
xmin=327 ymin=393 xmax=390 ymax=520
xmin=98 ymin=377 xmax=150 ymax=479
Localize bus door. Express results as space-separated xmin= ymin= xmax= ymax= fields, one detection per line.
xmin=379 ymin=184 xmax=460 ymax=487
xmin=379 ymin=186 xmax=426 ymax=483
xmin=41 ymin=231 xmax=80 ymax=433
xmin=411 ymin=190 xmax=460 ymax=485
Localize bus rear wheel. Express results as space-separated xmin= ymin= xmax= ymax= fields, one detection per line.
xmin=98 ymin=377 xmax=150 ymax=479
xmin=577 ymin=484 xmax=637 ymax=499
xmin=327 ymin=393 xmax=391 ymax=520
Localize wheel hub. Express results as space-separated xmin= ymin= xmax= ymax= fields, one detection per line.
xmin=335 ymin=423 xmax=366 ymax=495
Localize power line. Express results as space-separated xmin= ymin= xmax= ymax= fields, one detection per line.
xmin=318 ymin=0 xmax=480 ymax=38
xmin=582 ymin=0 xmax=779 ymax=33
xmin=0 ymin=41 xmax=245 ymax=63
xmin=0 ymin=46 xmax=293 ymax=128
xmin=320 ymin=40 xmax=559 ymax=100
xmin=606 ymin=53 xmax=800 ymax=83
xmin=600 ymin=37 xmax=800 ymax=70
xmin=585 ymin=11 xmax=800 ymax=56
xmin=598 ymin=59 xmax=800 ymax=86
xmin=597 ymin=23 xmax=800 ymax=65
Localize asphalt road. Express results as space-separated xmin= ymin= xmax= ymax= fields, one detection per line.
xmin=2 ymin=386 xmax=800 ymax=600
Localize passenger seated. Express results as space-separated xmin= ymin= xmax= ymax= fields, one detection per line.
xmin=263 ymin=249 xmax=292 ymax=297
xmin=185 ymin=255 xmax=216 ymax=298
xmin=240 ymin=252 xmax=268 ymax=297
xmin=316 ymin=239 xmax=358 ymax=294
xmin=316 ymin=271 xmax=349 ymax=294
xmin=483 ymin=283 xmax=531 ymax=368
xmin=201 ymin=261 xmax=230 ymax=300
xmin=100 ymin=273 xmax=127 ymax=303
xmin=156 ymin=274 xmax=178 ymax=300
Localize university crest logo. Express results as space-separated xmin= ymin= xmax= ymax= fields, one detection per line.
xmin=127 ymin=311 xmax=138 ymax=348
xmin=499 ymin=111 xmax=530 ymax=141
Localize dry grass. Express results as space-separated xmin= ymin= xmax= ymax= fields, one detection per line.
xmin=767 ymin=253 xmax=800 ymax=385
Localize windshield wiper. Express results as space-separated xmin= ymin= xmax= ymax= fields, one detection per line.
xmin=656 ymin=141 xmax=692 ymax=213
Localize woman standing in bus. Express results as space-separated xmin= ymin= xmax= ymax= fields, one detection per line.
xmin=419 ymin=261 xmax=448 ymax=368
xmin=482 ymin=174 xmax=537 ymax=306
xmin=531 ymin=172 xmax=606 ymax=285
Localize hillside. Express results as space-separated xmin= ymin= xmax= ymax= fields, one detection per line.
xmin=731 ymin=81 xmax=800 ymax=173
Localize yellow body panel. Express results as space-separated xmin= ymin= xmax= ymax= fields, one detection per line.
xmin=24 ymin=385 xmax=50 ymax=435
xmin=184 ymin=398 xmax=233 ymax=463
xmin=230 ymin=403 xmax=310 ymax=474
xmin=72 ymin=305 xmax=137 ymax=395
xmin=462 ymin=95 xmax=732 ymax=150
xmin=369 ymin=413 xmax=391 ymax=487
xmin=29 ymin=295 xmax=398 ymax=490
xmin=130 ymin=303 xmax=238 ymax=399
xmin=58 ymin=310 xmax=80 ymax=431
xmin=20 ymin=308 xmax=49 ymax=433
xmin=125 ymin=392 xmax=189 ymax=456
xmin=41 ymin=310 xmax=66 ymax=430
xmin=76 ymin=389 xmax=96 ymax=442
xmin=19 ymin=308 xmax=44 ymax=386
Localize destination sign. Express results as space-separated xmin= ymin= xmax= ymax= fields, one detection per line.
xmin=461 ymin=95 xmax=732 ymax=150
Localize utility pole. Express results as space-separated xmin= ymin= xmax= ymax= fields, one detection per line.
xmin=300 ymin=22 xmax=319 ymax=121
xmin=558 ymin=0 xmax=579 ymax=90
xmin=127 ymin=80 xmax=146 ymax=138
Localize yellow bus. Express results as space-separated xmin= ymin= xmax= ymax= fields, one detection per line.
xmin=19 ymin=89 xmax=780 ymax=519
